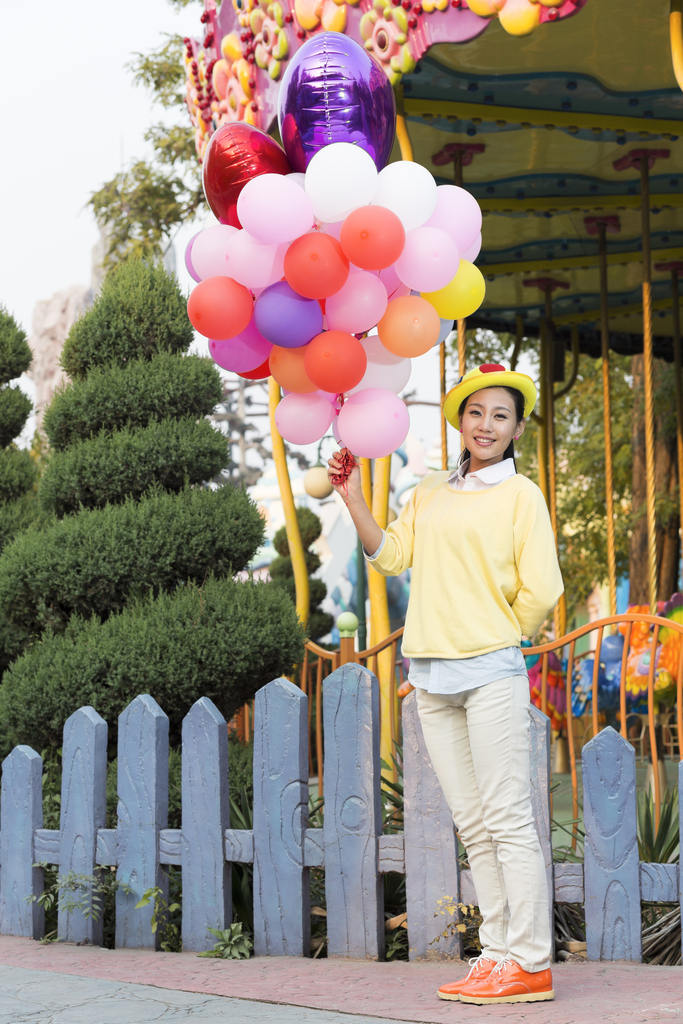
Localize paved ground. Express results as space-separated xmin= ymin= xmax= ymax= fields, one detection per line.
xmin=0 ymin=937 xmax=681 ymax=1024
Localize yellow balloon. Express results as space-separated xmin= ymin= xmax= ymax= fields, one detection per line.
xmin=421 ymin=260 xmax=486 ymax=320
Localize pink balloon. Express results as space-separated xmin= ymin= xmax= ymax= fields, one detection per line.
xmin=424 ymin=186 xmax=482 ymax=253
xmin=326 ymin=272 xmax=388 ymax=334
xmin=208 ymin=321 xmax=273 ymax=373
xmin=237 ymin=173 xmax=314 ymax=244
xmin=227 ymin=231 xmax=287 ymax=289
xmin=347 ymin=335 xmax=411 ymax=395
xmin=394 ymin=227 xmax=460 ymax=293
xmin=191 ymin=225 xmax=239 ymax=280
xmin=275 ymin=392 xmax=335 ymax=445
xmin=184 ymin=231 xmax=202 ymax=283
xmin=461 ymin=232 xmax=482 ymax=263
xmin=378 ymin=263 xmax=410 ymax=299
xmin=320 ymin=220 xmax=343 ymax=240
xmin=337 ymin=388 xmax=409 ymax=458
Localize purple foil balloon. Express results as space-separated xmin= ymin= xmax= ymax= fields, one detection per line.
xmin=208 ymin=322 xmax=273 ymax=373
xmin=254 ymin=281 xmax=323 ymax=348
xmin=277 ymin=32 xmax=396 ymax=173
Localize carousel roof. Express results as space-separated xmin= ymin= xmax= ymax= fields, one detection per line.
xmin=398 ymin=0 xmax=683 ymax=357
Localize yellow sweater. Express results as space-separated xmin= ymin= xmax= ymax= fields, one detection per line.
xmin=369 ymin=471 xmax=563 ymax=659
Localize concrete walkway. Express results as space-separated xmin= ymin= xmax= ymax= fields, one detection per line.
xmin=0 ymin=937 xmax=681 ymax=1024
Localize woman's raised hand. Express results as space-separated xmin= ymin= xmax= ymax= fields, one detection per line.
xmin=327 ymin=448 xmax=363 ymax=506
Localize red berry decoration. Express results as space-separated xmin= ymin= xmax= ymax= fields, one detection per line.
xmin=408 ymin=16 xmax=417 ymax=27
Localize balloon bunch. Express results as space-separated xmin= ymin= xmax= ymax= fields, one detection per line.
xmin=186 ymin=33 xmax=486 ymax=459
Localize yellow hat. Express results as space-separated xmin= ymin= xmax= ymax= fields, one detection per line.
xmin=442 ymin=363 xmax=537 ymax=431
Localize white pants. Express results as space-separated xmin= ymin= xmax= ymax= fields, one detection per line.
xmin=416 ymin=675 xmax=551 ymax=972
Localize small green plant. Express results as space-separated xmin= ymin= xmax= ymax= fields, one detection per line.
xmin=380 ymin=746 xmax=404 ymax=834
xmin=135 ymin=879 xmax=181 ymax=952
xmin=637 ymin=787 xmax=680 ymax=864
xmin=432 ymin=897 xmax=482 ymax=954
xmin=28 ymin=865 xmax=132 ymax=942
xmin=197 ymin=922 xmax=253 ymax=959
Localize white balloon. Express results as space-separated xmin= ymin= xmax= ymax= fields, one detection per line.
xmin=191 ymin=224 xmax=238 ymax=279
xmin=236 ymin=173 xmax=314 ymax=244
xmin=305 ymin=143 xmax=378 ymax=224
xmin=371 ymin=162 xmax=437 ymax=232
xmin=461 ymin=232 xmax=482 ymax=263
xmin=287 ymin=172 xmax=307 ymax=190
xmin=347 ymin=335 xmax=412 ymax=395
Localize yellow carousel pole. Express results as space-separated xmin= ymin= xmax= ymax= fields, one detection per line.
xmin=440 ymin=341 xmax=448 ymax=470
xmin=596 ymin=218 xmax=619 ymax=617
xmin=640 ymin=155 xmax=659 ymax=612
xmin=670 ymin=269 xmax=683 ymax=580
xmin=368 ymin=456 xmax=394 ymax=768
xmin=268 ymin=377 xmax=309 ymax=627
xmin=670 ymin=0 xmax=683 ymax=92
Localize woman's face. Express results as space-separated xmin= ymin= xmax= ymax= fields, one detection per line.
xmin=460 ymin=387 xmax=524 ymax=467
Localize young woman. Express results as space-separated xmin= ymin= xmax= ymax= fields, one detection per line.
xmin=327 ymin=363 xmax=563 ymax=1006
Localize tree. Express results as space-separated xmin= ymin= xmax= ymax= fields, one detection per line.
xmin=0 ymin=308 xmax=49 ymax=554
xmin=269 ymin=506 xmax=334 ymax=643
xmin=0 ymin=259 xmax=304 ymax=748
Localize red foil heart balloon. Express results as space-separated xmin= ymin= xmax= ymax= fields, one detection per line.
xmin=203 ymin=123 xmax=292 ymax=227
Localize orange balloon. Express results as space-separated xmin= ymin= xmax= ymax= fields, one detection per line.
xmin=377 ymin=296 xmax=440 ymax=358
xmin=187 ymin=276 xmax=253 ymax=339
xmin=284 ymin=234 xmax=349 ymax=299
xmin=340 ymin=206 xmax=406 ymax=270
xmin=304 ymin=331 xmax=367 ymax=393
xmin=269 ymin=345 xmax=316 ymax=393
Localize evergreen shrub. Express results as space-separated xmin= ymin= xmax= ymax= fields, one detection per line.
xmin=269 ymin=507 xmax=334 ymax=642
xmin=39 ymin=417 xmax=229 ymax=516
xmin=0 ymin=576 xmax=304 ymax=751
xmin=0 ymin=484 xmax=264 ymax=662
xmin=44 ymin=353 xmax=223 ymax=451
xmin=61 ymin=259 xmax=193 ymax=380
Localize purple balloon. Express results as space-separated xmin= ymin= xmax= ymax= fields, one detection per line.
xmin=277 ymin=32 xmax=396 ymax=173
xmin=185 ymin=231 xmax=202 ymax=283
xmin=208 ymin=321 xmax=272 ymax=373
xmin=254 ymin=281 xmax=323 ymax=348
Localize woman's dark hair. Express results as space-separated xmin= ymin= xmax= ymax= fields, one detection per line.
xmin=457 ymin=386 xmax=525 ymax=470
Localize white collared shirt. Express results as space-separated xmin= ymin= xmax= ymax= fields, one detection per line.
xmin=366 ymin=456 xmax=527 ymax=694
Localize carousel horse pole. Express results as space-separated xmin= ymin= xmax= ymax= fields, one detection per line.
xmin=614 ymin=149 xmax=670 ymax=610
xmin=585 ymin=215 xmax=622 ymax=618
xmin=655 ymin=259 xmax=683 ymax=588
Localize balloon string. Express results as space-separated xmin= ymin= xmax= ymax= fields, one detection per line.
xmin=330 ymin=446 xmax=358 ymax=500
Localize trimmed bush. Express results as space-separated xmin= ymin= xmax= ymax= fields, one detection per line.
xmin=61 ymin=259 xmax=193 ymax=380
xmin=0 ymin=387 xmax=32 ymax=448
xmin=0 ymin=576 xmax=305 ymax=751
xmin=0 ymin=484 xmax=264 ymax=663
xmin=269 ymin=507 xmax=334 ymax=643
xmin=39 ymin=417 xmax=229 ymax=516
xmin=0 ymin=447 xmax=36 ymax=504
xmin=44 ymin=353 xmax=223 ymax=451
xmin=0 ymin=308 xmax=32 ymax=387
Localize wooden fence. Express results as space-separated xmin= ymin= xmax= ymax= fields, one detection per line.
xmin=1 ymin=663 xmax=681 ymax=961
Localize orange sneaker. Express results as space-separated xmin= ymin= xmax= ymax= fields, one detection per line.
xmin=459 ymin=959 xmax=554 ymax=1004
xmin=436 ymin=956 xmax=498 ymax=1001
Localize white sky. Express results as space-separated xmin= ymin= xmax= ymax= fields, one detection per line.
xmin=0 ymin=0 xmax=476 ymax=461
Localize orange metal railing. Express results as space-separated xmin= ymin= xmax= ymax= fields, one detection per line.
xmin=298 ymin=613 xmax=683 ymax=825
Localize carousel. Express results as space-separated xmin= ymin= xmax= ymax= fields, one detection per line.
xmin=183 ymin=0 xmax=683 ymax=827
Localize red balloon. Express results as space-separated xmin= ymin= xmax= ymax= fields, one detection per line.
xmin=304 ymin=331 xmax=367 ymax=393
xmin=203 ymin=123 xmax=292 ymax=227
xmin=238 ymin=357 xmax=271 ymax=380
xmin=187 ymin=277 xmax=253 ymax=340
xmin=284 ymin=234 xmax=349 ymax=299
xmin=340 ymin=206 xmax=406 ymax=270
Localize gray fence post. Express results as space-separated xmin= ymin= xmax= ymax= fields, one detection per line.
xmin=529 ymin=706 xmax=554 ymax=956
xmin=323 ymin=664 xmax=383 ymax=960
xmin=0 ymin=747 xmax=44 ymax=938
xmin=181 ymin=697 xmax=230 ymax=952
xmin=402 ymin=692 xmax=461 ymax=961
xmin=116 ymin=694 xmax=169 ymax=949
xmin=58 ymin=707 xmax=108 ymax=945
xmin=583 ymin=726 xmax=641 ymax=961
xmin=253 ymin=678 xmax=309 ymax=956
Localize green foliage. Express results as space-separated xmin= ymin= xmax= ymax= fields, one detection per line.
xmin=637 ymin=787 xmax=680 ymax=864
xmin=0 ymin=307 xmax=32 ymax=387
xmin=0 ymin=484 xmax=264 ymax=666
xmin=0 ymin=386 xmax=32 ymax=448
xmin=61 ymin=259 xmax=193 ymax=380
xmin=128 ymin=34 xmax=188 ymax=109
xmin=39 ymin=417 xmax=229 ymax=517
xmin=135 ymin=882 xmax=182 ymax=952
xmin=227 ymin=735 xmax=254 ymax=806
xmin=28 ymin=867 xmax=133 ymax=924
xmin=44 ymin=354 xmax=223 ymax=452
xmin=197 ymin=922 xmax=253 ymax=959
xmin=270 ymin=507 xmax=334 ymax=643
xmin=0 ymin=575 xmax=305 ymax=751
xmin=229 ymin=785 xmax=254 ymax=932
xmin=0 ymin=447 xmax=36 ymax=504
